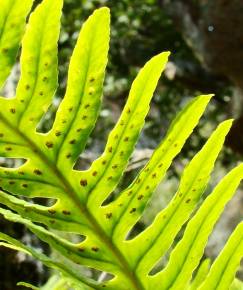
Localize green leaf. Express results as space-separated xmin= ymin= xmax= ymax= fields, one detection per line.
xmin=230 ymin=279 xmax=243 ymax=290
xmin=17 ymin=282 xmax=39 ymax=290
xmin=79 ymin=51 xmax=170 ymax=209
xmin=40 ymin=275 xmax=87 ymax=290
xmin=123 ymin=119 xmax=232 ymax=281
xmin=46 ymin=7 xmax=110 ymax=171
xmin=16 ymin=0 xmax=62 ymax=130
xmin=187 ymin=259 xmax=210 ymax=290
xmin=150 ymin=163 xmax=243 ymax=290
xmin=0 ymin=2 xmax=242 ymax=290
xmin=199 ymin=222 xmax=243 ymax=290
xmin=0 ymin=0 xmax=33 ymax=88
xmin=0 ymin=0 xmax=63 ymax=176
xmin=0 ymin=231 xmax=99 ymax=289
xmin=101 ymin=95 xmax=212 ymax=240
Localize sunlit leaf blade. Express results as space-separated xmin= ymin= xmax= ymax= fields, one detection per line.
xmin=0 ymin=3 xmax=109 ymax=203
xmin=9 ymin=0 xmax=62 ymax=132
xmin=104 ymin=95 xmax=212 ymax=241
xmin=0 ymin=208 xmax=135 ymax=290
xmin=0 ymin=151 xmax=63 ymax=199
xmin=187 ymin=259 xmax=210 ymax=290
xmin=40 ymin=275 xmax=88 ymax=290
xmin=0 ymin=232 xmax=100 ymax=290
xmin=77 ymin=52 xmax=170 ymax=211
xmin=123 ymin=119 xmax=232 ymax=280
xmin=0 ymin=0 xmax=63 ymax=167
xmin=17 ymin=282 xmax=39 ymax=290
xmin=0 ymin=0 xmax=33 ymax=88
xmin=0 ymin=208 xmax=119 ymax=274
xmin=230 ymin=279 xmax=243 ymax=290
xmin=0 ymin=190 xmax=83 ymax=232
xmin=47 ymin=7 xmax=110 ymax=172
xmin=0 ymin=1 xmax=242 ymax=289
xmin=150 ymin=163 xmax=243 ymax=290
xmin=199 ymin=222 xmax=243 ymax=290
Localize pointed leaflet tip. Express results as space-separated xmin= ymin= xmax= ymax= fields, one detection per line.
xmin=135 ymin=51 xmax=170 ymax=90
xmin=0 ymin=0 xmax=34 ymax=88
xmin=89 ymin=7 xmax=110 ymax=41
xmin=96 ymin=6 xmax=110 ymax=13
xmin=151 ymin=51 xmax=171 ymax=64
xmin=196 ymin=94 xmax=214 ymax=104
xmin=14 ymin=0 xmax=63 ymax=130
xmin=217 ymin=118 xmax=234 ymax=133
xmin=92 ymin=6 xmax=110 ymax=18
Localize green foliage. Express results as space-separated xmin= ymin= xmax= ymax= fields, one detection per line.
xmin=57 ymin=0 xmax=194 ymax=153
xmin=0 ymin=0 xmax=34 ymax=88
xmin=0 ymin=1 xmax=242 ymax=289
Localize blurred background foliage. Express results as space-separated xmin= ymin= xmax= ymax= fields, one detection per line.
xmin=1 ymin=0 xmax=242 ymax=289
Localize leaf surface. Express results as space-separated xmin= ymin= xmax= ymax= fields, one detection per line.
xmin=0 ymin=0 xmax=33 ymax=88
xmin=46 ymin=7 xmax=110 ymax=171
xmin=199 ymin=222 xmax=243 ymax=290
xmin=126 ymin=120 xmax=232 ymax=281
xmin=150 ymin=163 xmax=243 ymax=290
xmin=101 ymin=95 xmax=212 ymax=240
xmin=0 ymin=1 xmax=243 ymax=289
xmin=188 ymin=259 xmax=210 ymax=290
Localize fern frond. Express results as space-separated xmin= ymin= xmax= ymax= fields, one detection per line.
xmin=103 ymin=94 xmax=212 ymax=242
xmin=0 ymin=0 xmax=33 ymax=88
xmin=126 ymin=119 xmax=233 ymax=282
xmin=188 ymin=259 xmax=211 ymax=290
xmin=150 ymin=164 xmax=243 ymax=290
xmin=46 ymin=7 xmax=110 ymax=172
xmin=83 ymin=51 xmax=169 ymax=209
xmin=199 ymin=222 xmax=243 ymax=290
xmin=0 ymin=230 xmax=99 ymax=289
xmin=0 ymin=1 xmax=242 ymax=289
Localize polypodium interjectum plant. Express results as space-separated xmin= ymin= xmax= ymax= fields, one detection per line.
xmin=0 ymin=0 xmax=242 ymax=289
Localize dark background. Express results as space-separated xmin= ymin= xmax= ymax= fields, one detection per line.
xmin=0 ymin=0 xmax=243 ymax=288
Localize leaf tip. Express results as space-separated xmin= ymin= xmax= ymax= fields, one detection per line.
xmin=199 ymin=94 xmax=214 ymax=103
xmin=220 ymin=118 xmax=234 ymax=130
xmin=93 ymin=6 xmax=110 ymax=18
xmin=146 ymin=51 xmax=170 ymax=73
xmin=156 ymin=51 xmax=171 ymax=62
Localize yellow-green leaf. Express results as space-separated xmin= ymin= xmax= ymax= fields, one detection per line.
xmin=0 ymin=0 xmax=33 ymax=88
